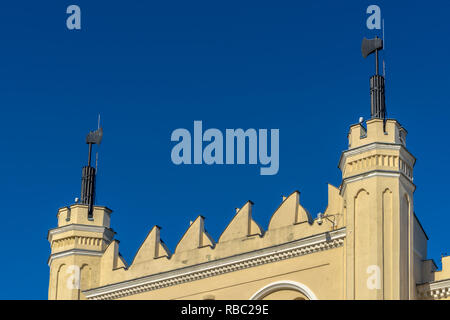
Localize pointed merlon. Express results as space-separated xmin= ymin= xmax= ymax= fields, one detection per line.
xmin=131 ymin=226 xmax=171 ymax=265
xmin=174 ymin=216 xmax=215 ymax=253
xmin=268 ymin=191 xmax=312 ymax=230
xmin=101 ymin=240 xmax=127 ymax=271
xmin=218 ymin=201 xmax=263 ymax=243
xmin=323 ymin=184 xmax=343 ymax=216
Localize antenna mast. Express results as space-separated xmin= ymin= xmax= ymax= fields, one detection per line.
xmin=80 ymin=122 xmax=103 ymax=219
xmin=95 ymin=114 xmax=101 ymax=171
xmin=362 ymin=36 xmax=386 ymax=120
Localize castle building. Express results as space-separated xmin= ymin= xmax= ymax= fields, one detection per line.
xmin=47 ymin=40 xmax=450 ymax=300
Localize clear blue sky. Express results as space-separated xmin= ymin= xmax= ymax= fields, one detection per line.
xmin=0 ymin=1 xmax=449 ymax=299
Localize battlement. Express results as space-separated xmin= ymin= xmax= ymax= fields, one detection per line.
xmin=57 ymin=204 xmax=112 ymax=228
xmin=348 ymin=118 xmax=407 ymax=149
xmin=82 ymin=185 xmax=345 ymax=299
xmin=339 ymin=119 xmax=415 ymax=183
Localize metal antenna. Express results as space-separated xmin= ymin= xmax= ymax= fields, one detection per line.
xmin=96 ymin=113 xmax=101 ymax=171
xmin=95 ymin=114 xmax=101 ymax=204
xmin=382 ymin=19 xmax=386 ymax=78
xmin=375 ymin=49 xmax=378 ymax=75
xmin=361 ymin=36 xmax=386 ymax=120
xmin=81 ymin=119 xmax=103 ymax=218
xmin=382 ymin=19 xmax=387 ymax=122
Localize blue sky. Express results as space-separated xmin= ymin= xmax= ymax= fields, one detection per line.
xmin=0 ymin=1 xmax=449 ymax=299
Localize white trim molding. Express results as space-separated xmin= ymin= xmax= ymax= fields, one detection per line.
xmin=48 ymin=249 xmax=104 ymax=266
xmin=417 ymin=279 xmax=450 ymax=299
xmin=84 ymin=228 xmax=346 ymax=300
xmin=250 ymin=280 xmax=317 ymax=300
xmin=47 ymin=224 xmax=115 ymax=242
xmin=340 ymin=171 xmax=416 ymax=196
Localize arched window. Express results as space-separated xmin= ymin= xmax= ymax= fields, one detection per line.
xmin=250 ymin=280 xmax=317 ymax=300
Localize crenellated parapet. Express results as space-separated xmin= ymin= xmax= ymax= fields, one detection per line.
xmin=86 ymin=186 xmax=345 ymax=298
xmin=340 ymin=119 xmax=414 ymax=184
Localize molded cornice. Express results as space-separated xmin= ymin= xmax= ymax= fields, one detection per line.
xmin=417 ymin=279 xmax=450 ymax=299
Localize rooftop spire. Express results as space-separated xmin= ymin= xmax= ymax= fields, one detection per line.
xmin=80 ymin=126 xmax=103 ymax=218
xmin=362 ymin=36 xmax=386 ymax=120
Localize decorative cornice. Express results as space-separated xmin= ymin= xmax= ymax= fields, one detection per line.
xmin=83 ymin=228 xmax=346 ymax=300
xmin=339 ymin=170 xmax=416 ymax=196
xmin=47 ymin=249 xmax=104 ymax=266
xmin=47 ymin=224 xmax=115 ymax=242
xmin=338 ymin=142 xmax=416 ymax=171
xmin=417 ymin=279 xmax=450 ymax=299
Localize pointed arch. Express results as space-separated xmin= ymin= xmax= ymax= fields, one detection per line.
xmin=401 ymin=193 xmax=411 ymax=298
xmin=55 ymin=263 xmax=66 ymax=300
xmin=354 ymin=188 xmax=369 ymax=199
xmin=354 ymin=187 xmax=371 ymax=297
xmin=382 ymin=188 xmax=393 ymax=299
xmin=79 ymin=264 xmax=92 ymax=300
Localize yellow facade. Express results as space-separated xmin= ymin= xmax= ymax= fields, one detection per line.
xmin=47 ymin=117 xmax=450 ymax=300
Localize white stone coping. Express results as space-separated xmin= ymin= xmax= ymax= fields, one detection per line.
xmin=47 ymin=248 xmax=104 ymax=266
